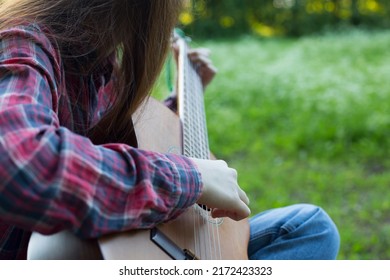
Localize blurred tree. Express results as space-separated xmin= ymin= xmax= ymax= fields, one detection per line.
xmin=178 ymin=0 xmax=390 ymax=38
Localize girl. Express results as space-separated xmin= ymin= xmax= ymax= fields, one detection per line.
xmin=0 ymin=0 xmax=339 ymax=260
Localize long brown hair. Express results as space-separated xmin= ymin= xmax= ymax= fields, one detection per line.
xmin=0 ymin=0 xmax=183 ymax=143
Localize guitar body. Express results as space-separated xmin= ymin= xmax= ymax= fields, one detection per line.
xmin=28 ymin=98 xmax=249 ymax=260
xmin=99 ymin=98 xmax=249 ymax=260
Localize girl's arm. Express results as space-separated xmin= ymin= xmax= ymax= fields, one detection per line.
xmin=0 ymin=24 xmax=202 ymax=238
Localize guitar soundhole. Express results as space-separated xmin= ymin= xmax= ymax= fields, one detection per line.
xmin=194 ymin=204 xmax=223 ymax=225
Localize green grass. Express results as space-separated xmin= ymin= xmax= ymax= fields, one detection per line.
xmin=155 ymin=28 xmax=390 ymax=259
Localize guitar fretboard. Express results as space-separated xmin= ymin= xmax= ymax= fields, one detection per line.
xmin=177 ymin=39 xmax=210 ymax=160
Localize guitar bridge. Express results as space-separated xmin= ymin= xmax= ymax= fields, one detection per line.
xmin=150 ymin=228 xmax=199 ymax=260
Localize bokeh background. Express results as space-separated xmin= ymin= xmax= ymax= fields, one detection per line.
xmin=155 ymin=0 xmax=390 ymax=259
xmin=180 ymin=0 xmax=390 ymax=38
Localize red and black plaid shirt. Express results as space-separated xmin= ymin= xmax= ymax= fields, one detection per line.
xmin=0 ymin=24 xmax=202 ymax=259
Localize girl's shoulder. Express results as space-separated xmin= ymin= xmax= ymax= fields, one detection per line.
xmin=0 ymin=21 xmax=61 ymax=67
xmin=0 ymin=21 xmax=62 ymax=89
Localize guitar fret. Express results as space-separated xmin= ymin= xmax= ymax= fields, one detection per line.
xmin=180 ymin=58 xmax=210 ymax=160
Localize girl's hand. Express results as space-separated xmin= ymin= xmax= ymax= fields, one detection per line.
xmin=189 ymin=158 xmax=251 ymax=221
xmin=187 ymin=47 xmax=217 ymax=89
xmin=172 ymin=43 xmax=217 ymax=89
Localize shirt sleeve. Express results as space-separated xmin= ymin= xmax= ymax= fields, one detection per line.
xmin=0 ymin=24 xmax=203 ymax=238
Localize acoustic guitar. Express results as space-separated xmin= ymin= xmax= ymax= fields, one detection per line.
xmin=27 ymin=33 xmax=249 ymax=260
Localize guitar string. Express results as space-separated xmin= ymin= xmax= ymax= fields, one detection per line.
xmin=192 ymin=205 xmax=198 ymax=259
xmin=188 ymin=60 xmax=210 ymax=260
xmin=183 ymin=50 xmax=201 ymax=259
xmin=205 ymin=209 xmax=214 ymax=259
xmin=210 ymin=212 xmax=218 ymax=259
xmin=191 ymin=61 xmax=213 ymax=260
xmin=180 ymin=43 xmax=222 ymax=260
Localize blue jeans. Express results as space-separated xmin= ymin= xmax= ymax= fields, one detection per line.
xmin=248 ymin=204 xmax=340 ymax=260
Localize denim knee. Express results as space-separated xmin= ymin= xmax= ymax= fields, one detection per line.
xmin=248 ymin=203 xmax=340 ymax=260
xmin=289 ymin=204 xmax=340 ymax=259
xmin=307 ymin=204 xmax=340 ymax=259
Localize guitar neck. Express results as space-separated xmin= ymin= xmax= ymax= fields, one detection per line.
xmin=177 ymin=38 xmax=210 ymax=160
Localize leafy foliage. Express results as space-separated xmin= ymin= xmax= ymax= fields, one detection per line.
xmin=180 ymin=0 xmax=390 ymax=38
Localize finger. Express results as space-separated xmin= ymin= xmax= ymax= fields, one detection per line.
xmin=211 ymin=209 xmax=230 ymax=219
xmin=237 ymin=187 xmax=250 ymax=206
xmin=188 ymin=53 xmax=210 ymax=60
xmin=211 ymin=203 xmax=251 ymax=221
xmin=190 ymin=52 xmax=212 ymax=61
xmin=191 ymin=56 xmax=213 ymax=69
xmin=236 ymin=200 xmax=251 ymax=219
xmin=189 ymin=52 xmax=212 ymax=65
xmin=188 ymin=48 xmax=211 ymax=58
xmin=195 ymin=62 xmax=217 ymax=78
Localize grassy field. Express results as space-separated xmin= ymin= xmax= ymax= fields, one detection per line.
xmin=155 ymin=28 xmax=390 ymax=259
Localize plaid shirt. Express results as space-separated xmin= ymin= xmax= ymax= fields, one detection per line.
xmin=0 ymin=24 xmax=202 ymax=259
